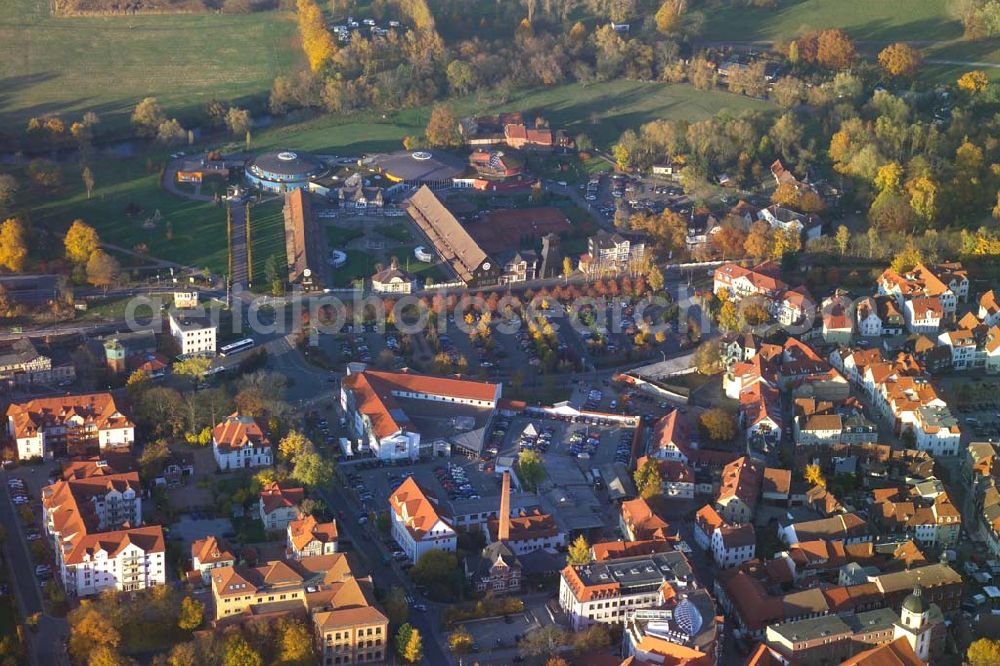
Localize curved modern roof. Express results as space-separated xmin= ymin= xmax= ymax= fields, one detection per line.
xmin=246 ymin=150 xmax=325 ymax=178
xmin=369 ymin=150 xmax=465 ymax=182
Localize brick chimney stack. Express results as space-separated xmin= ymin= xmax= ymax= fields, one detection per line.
xmin=498 ymin=471 xmax=511 ymax=542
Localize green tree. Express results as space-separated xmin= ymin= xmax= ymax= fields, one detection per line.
xmin=138 ymin=439 xmax=170 ymax=481
xmin=384 ymin=586 xmax=409 ymax=626
xmin=517 ymin=449 xmax=546 ymax=491
xmin=177 ymin=596 xmax=204 ymax=631
xmin=396 ymin=624 xmax=423 ymax=664
xmin=410 ymin=551 xmax=460 ymax=593
xmin=291 ymin=450 xmax=334 ymax=487
xmin=173 ymin=356 xmax=211 ymax=389
xmin=567 ymin=534 xmax=591 ymax=565
xmin=223 ymin=635 xmax=262 ymax=666
xmin=633 ymin=459 xmax=662 ymax=499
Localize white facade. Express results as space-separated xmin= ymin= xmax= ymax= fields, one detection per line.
xmin=711 ymin=528 xmax=755 ymax=569
xmin=938 ymin=331 xmax=976 ymax=370
xmin=212 ymin=439 xmax=272 ymax=471
xmin=857 ymin=311 xmax=882 ymax=337
xmin=62 ymin=541 xmax=165 ymax=596
xmin=390 ymin=511 xmax=456 ymax=563
xmin=903 ymin=300 xmax=942 ymax=334
xmin=169 ymin=312 xmax=217 ymax=356
xmin=260 ymin=503 xmax=299 ymax=531
xmin=9 ymin=418 xmax=134 ymax=461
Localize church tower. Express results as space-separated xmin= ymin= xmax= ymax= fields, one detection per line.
xmin=892 ymin=585 xmax=943 ymax=664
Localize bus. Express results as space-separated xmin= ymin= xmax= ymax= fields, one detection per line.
xmin=219 ymin=338 xmax=255 ymax=357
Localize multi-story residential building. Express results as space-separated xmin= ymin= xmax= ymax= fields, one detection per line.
xmin=712 ymin=523 xmax=756 ymax=569
xmin=619 ymin=497 xmax=674 ymax=542
xmin=388 ymin=477 xmax=456 ymax=563
xmin=579 ymin=231 xmax=646 ymax=275
xmin=913 ymin=405 xmax=961 ymax=457
xmin=287 ymin=515 xmax=339 ymax=559
xmin=873 ymin=487 xmax=962 ymax=549
xmin=168 ymin=310 xmax=217 ymax=356
xmin=0 ymin=338 xmax=75 ymax=389
xmin=878 ymin=262 xmax=968 ymax=319
xmin=713 ymin=261 xmax=788 ymax=301
xmin=716 ymin=456 xmax=762 ymax=525
xmin=764 ymin=607 xmax=899 ymax=665
xmin=42 ymin=471 xmax=164 ymax=596
xmin=6 ymin=392 xmax=134 ymax=460
xmin=191 ymin=536 xmax=236 ymax=583
xmin=340 ymin=368 xmax=500 ymax=461
xmin=979 ymin=289 xmax=1000 ymax=326
xmin=694 ymin=505 xmax=725 ymax=551
xmin=757 ymin=204 xmax=823 ymax=239
xmin=559 ymin=550 xmax=696 ymax=630
xmin=777 ymin=286 xmax=816 ymax=327
xmin=779 ymin=513 xmax=872 ymax=546
xmin=259 ymin=482 xmax=304 ymax=531
xmin=938 ymin=329 xmax=977 ymax=370
xmin=988 ymin=326 xmax=1000 ymax=374
xmin=903 ymin=297 xmax=943 ymax=334
xmin=212 ymin=412 xmax=273 ymax=471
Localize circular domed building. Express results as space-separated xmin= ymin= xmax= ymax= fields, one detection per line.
xmin=244 ymin=150 xmax=328 ymax=192
xmin=368 ymin=150 xmax=465 ymax=188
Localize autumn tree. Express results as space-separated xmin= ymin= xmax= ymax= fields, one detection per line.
xmin=0 ymin=173 xmax=18 ymax=209
xmin=85 ymin=250 xmax=121 ymax=289
xmin=520 ymin=626 xmax=571 ymax=658
xmin=710 ymin=224 xmax=747 ymax=259
xmin=567 ymin=534 xmax=591 ymax=565
xmin=65 ymin=219 xmax=100 ymax=265
xmin=744 ymin=220 xmax=774 ymax=260
xmin=890 ymin=242 xmax=924 ymax=273
xmin=835 ymin=225 xmax=850 ymax=255
xmin=27 ymin=158 xmax=62 ymax=188
xmin=694 ymin=339 xmax=722 ymax=375
xmin=277 ymin=619 xmax=314 ymax=665
xmin=448 ymin=626 xmax=473 ymax=656
xmin=173 ymin=356 xmax=211 ymax=389
xmin=518 ymin=449 xmax=546 ymax=491
xmin=68 ymin=604 xmax=121 ymax=664
xmin=396 ymin=624 xmax=423 ymax=664
xmin=87 ymin=645 xmax=130 ymax=666
xmin=654 ymin=0 xmax=685 ymax=34
xmin=967 ymin=638 xmax=1000 ymax=666
xmin=815 ymin=29 xmax=856 ymax=70
xmin=425 ymin=105 xmax=462 ymax=148
xmin=291 ymin=449 xmax=334 ymax=487
xmin=877 ymin=43 xmax=921 ymax=78
xmin=699 ymin=408 xmax=736 ymax=442
xmin=131 ymin=97 xmax=166 ymax=137
xmin=177 ymin=596 xmax=204 ymax=631
xmin=224 ymin=107 xmax=251 ymax=136
xmin=804 ymin=463 xmax=825 ymax=487
xmin=0 ymin=218 xmax=28 ymax=272
xmin=572 ymin=624 xmax=611 ymax=655
xmin=384 ymin=587 xmax=408 ymax=626
xmin=278 ymin=430 xmax=311 ymax=460
xmin=82 ymin=166 xmax=95 ymax=199
xmin=634 ymin=459 xmax=662 ymax=499
xmin=297 ymin=0 xmax=337 ymax=71
xmin=958 ymin=70 xmax=989 ymax=93
xmin=223 ymin=635 xmax=262 ymax=666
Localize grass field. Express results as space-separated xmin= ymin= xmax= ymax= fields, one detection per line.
xmin=250 ymin=80 xmax=775 ymax=154
xmin=21 ymin=80 xmax=771 ymax=275
xmin=332 ymin=250 xmax=375 ymax=287
xmin=0 ymin=0 xmax=301 ymax=129
xmin=248 ymin=199 xmax=285 ymax=288
xmin=27 ymin=155 xmax=230 ymax=273
xmin=700 ymin=0 xmax=960 ymax=42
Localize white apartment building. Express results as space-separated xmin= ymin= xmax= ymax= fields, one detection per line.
xmin=938 ymin=330 xmax=977 ymax=370
xmin=168 ymin=310 xmax=217 ymax=356
xmin=711 ymin=524 xmax=756 ymax=569
xmin=42 ymin=472 xmax=165 ymax=596
xmin=212 ymin=413 xmax=272 ymax=471
xmin=6 ymin=393 xmax=134 ymax=461
xmin=388 ymin=478 xmax=456 ymax=563
xmin=913 ymin=406 xmax=961 ymax=457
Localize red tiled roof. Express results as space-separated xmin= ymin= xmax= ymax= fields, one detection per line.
xmin=260 ymin=482 xmax=304 ymax=514
xmin=6 ymin=392 xmax=132 ymax=440
xmin=213 ymin=413 xmax=270 ymax=453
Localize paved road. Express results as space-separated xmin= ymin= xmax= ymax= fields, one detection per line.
xmin=0 ymin=470 xmax=69 ymax=666
xmin=313 ymin=479 xmax=452 ymax=666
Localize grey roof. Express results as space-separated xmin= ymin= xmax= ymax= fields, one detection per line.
xmin=572 ymin=551 xmax=693 ymax=591
xmin=0 ymin=338 xmax=42 ymax=367
xmin=766 ymin=607 xmax=898 ymax=644
xmin=370 ymin=150 xmax=465 ymax=182
xmin=246 ymin=150 xmax=325 ymax=178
